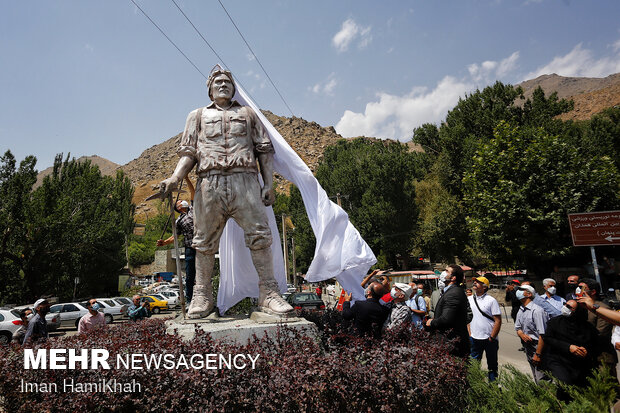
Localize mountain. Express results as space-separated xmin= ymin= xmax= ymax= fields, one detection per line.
xmin=34 ymin=155 xmax=119 ymax=188
xmin=517 ymin=73 xmax=620 ymax=121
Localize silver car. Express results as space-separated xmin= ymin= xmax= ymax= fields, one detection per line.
xmin=49 ymin=302 xmax=90 ymax=329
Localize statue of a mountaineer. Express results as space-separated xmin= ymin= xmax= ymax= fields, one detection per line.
xmin=159 ymin=66 xmax=293 ymax=318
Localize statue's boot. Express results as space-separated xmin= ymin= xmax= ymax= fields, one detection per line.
xmin=252 ymin=247 xmax=294 ymax=315
xmin=187 ymin=252 xmax=215 ymax=319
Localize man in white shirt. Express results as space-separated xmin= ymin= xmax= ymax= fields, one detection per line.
xmin=468 ymin=276 xmax=502 ymax=381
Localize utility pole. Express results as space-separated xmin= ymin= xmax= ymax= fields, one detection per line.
xmin=291 ymin=236 xmax=297 ymax=289
xmin=282 ymin=214 xmax=289 ymax=284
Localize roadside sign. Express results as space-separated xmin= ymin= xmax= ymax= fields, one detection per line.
xmin=568 ymin=211 xmax=620 ymax=246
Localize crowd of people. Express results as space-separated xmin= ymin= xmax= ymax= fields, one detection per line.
xmin=342 ymin=265 xmax=620 ymax=396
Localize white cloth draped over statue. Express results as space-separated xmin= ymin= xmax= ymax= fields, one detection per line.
xmin=215 ymin=83 xmax=376 ymax=314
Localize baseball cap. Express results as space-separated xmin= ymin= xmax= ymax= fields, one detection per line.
xmin=394 ymin=282 xmax=413 ymax=300
xmin=510 ymin=279 xmax=521 ymax=285
xmin=33 ymin=299 xmax=49 ymax=309
xmin=473 ymin=276 xmax=490 ymax=287
xmin=518 ymin=285 xmax=535 ymax=295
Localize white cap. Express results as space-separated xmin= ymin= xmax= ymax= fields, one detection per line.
xmin=179 ymin=200 xmax=189 ymax=209
xmin=33 ymin=299 xmax=48 ymax=309
xmin=519 ymin=285 xmax=536 ymax=295
xmin=394 ymin=282 xmax=413 ymax=300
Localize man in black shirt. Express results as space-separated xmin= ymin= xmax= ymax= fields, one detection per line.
xmin=342 ymin=282 xmax=390 ymax=338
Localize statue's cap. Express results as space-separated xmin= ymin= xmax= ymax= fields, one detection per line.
xmin=207 ymin=64 xmax=236 ymax=100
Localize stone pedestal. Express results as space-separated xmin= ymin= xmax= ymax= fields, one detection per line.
xmin=165 ymin=310 xmax=317 ymax=344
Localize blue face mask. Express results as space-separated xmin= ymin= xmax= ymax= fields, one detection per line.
xmin=515 ymin=290 xmax=526 ymax=300
xmin=91 ymin=303 xmax=101 ymax=311
xmin=417 ymin=288 xmax=423 ymax=296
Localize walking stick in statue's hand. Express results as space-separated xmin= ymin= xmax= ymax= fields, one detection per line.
xmin=145 ymin=181 xmax=188 ymax=318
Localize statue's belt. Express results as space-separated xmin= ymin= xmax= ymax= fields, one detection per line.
xmin=198 ymin=167 xmax=258 ymax=178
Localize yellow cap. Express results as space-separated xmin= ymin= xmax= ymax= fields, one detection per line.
xmin=474 ymin=276 xmax=490 ymax=287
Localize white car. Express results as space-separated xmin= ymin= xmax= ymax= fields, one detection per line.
xmin=0 ymin=308 xmax=21 ymax=344
xmin=159 ymin=290 xmax=180 ymax=308
xmin=95 ymin=298 xmax=127 ymax=324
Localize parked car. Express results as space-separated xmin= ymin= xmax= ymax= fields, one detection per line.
xmin=0 ymin=308 xmax=21 ymax=344
xmin=286 ymin=283 xmax=297 ymax=293
xmin=286 ymin=293 xmax=325 ymax=311
xmin=140 ymin=295 xmax=169 ymax=314
xmin=112 ymin=297 xmax=132 ymax=319
xmin=11 ymin=305 xmax=61 ymax=332
xmin=159 ymin=290 xmax=180 ymax=308
xmin=95 ymin=298 xmax=127 ymax=324
xmin=49 ymin=302 xmax=90 ymax=329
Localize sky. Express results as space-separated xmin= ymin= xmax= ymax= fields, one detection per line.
xmin=2 ymin=0 xmax=620 ymax=170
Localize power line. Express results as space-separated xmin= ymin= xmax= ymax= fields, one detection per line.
xmin=217 ymin=0 xmax=295 ymax=116
xmin=169 ymin=0 xmax=260 ymax=106
xmin=129 ymin=0 xmax=208 ymax=80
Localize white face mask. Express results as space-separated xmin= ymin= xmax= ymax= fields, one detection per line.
xmin=437 ymin=280 xmax=445 ymax=290
xmin=516 ymin=290 xmax=526 ymax=300
xmin=561 ymin=306 xmax=573 ymax=317
xmin=575 ymin=286 xmax=582 ymax=295
xmin=390 ymin=288 xmax=398 ymax=299
xmin=547 ymin=286 xmax=557 ymax=295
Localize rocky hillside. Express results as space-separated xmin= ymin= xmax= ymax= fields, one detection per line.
xmin=34 ymin=155 xmax=119 ymax=188
xmin=518 ymin=73 xmax=620 ymax=120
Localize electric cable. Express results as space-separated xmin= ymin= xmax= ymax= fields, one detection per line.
xmin=217 ymin=0 xmax=295 ymax=116
xmin=129 ymin=0 xmax=208 ymax=80
xmin=169 ymin=0 xmax=261 ymax=106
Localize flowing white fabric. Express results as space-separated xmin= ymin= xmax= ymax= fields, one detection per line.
xmin=216 ymin=83 xmax=376 ymax=313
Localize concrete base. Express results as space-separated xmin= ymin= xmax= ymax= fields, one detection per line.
xmin=165 ymin=310 xmax=318 ymax=344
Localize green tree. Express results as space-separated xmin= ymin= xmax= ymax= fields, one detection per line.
xmin=463 ymin=121 xmax=620 ymax=271
xmin=0 ymin=151 xmax=37 ymax=304
xmin=22 ymin=154 xmax=135 ymax=301
xmin=313 ymin=138 xmax=424 ymax=268
xmin=411 ymin=83 xmax=576 ymax=264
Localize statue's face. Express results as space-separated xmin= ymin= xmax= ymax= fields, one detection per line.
xmin=211 ymin=74 xmax=234 ymax=101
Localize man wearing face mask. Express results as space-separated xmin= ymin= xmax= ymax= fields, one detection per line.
xmin=385 ymin=283 xmax=413 ymax=330
xmin=407 ymin=282 xmax=427 ymax=330
xmin=514 ymin=285 xmax=548 ymax=382
xmin=429 ymin=271 xmax=447 ymax=319
xmin=78 ymin=299 xmax=107 ymax=335
xmin=22 ymin=299 xmax=50 ymax=346
xmin=565 ymin=275 xmax=580 ymax=301
xmin=538 ymin=278 xmax=565 ymax=318
xmin=426 ymin=265 xmax=470 ymax=357
xmin=542 ymin=300 xmax=599 ymax=389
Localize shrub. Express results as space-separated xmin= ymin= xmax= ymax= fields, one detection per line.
xmin=466 ymin=360 xmax=617 ymax=412
xmin=0 ymin=315 xmax=468 ymax=412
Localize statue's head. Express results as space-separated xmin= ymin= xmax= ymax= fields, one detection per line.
xmin=207 ymin=65 xmax=236 ymax=101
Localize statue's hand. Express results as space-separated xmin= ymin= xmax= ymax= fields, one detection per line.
xmin=261 ymin=187 xmax=275 ymax=206
xmin=159 ymin=177 xmax=178 ymax=197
